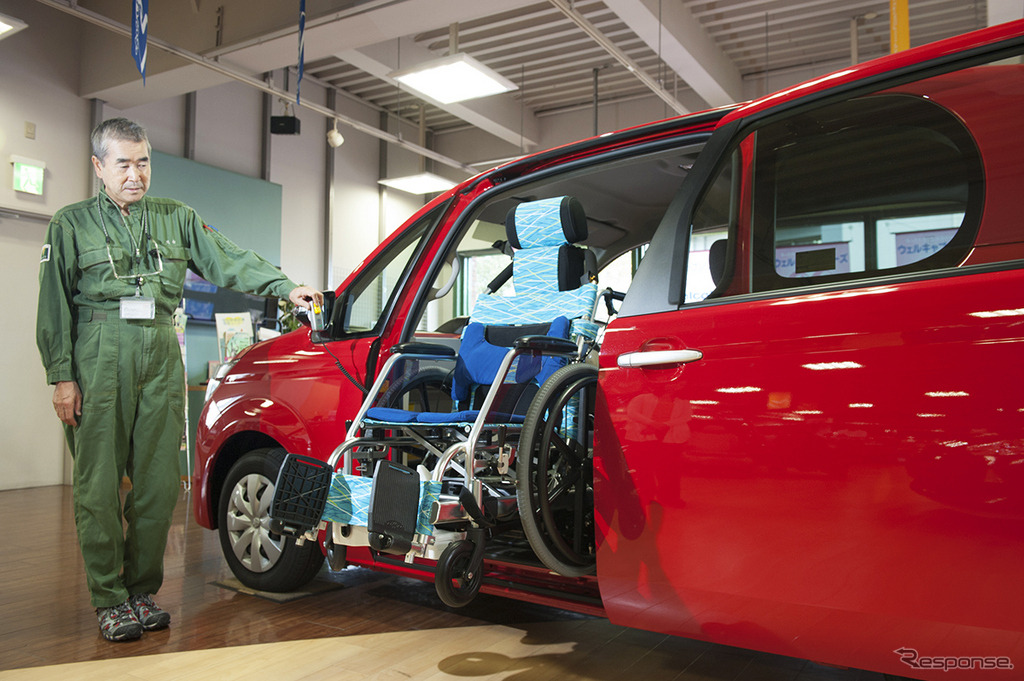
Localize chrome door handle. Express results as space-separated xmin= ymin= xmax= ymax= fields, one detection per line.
xmin=617 ymin=349 xmax=703 ymax=368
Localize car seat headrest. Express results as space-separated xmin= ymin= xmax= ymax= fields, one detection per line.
xmin=709 ymin=238 xmax=728 ymax=287
xmin=505 ymin=196 xmax=588 ymax=249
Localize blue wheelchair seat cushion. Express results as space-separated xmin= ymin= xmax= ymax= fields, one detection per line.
xmin=363 ymin=407 xmax=420 ymax=423
xmin=363 ymin=407 xmax=526 ymax=426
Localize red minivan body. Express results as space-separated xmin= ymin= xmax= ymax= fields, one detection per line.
xmin=195 ymin=20 xmax=1024 ymax=680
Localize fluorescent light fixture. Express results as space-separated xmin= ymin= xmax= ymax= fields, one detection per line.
xmin=378 ymin=172 xmax=456 ymax=195
xmin=0 ymin=12 xmax=27 ymax=41
xmin=389 ymin=53 xmax=517 ymax=104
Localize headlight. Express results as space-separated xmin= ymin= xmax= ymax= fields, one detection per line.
xmin=205 ymin=359 xmax=238 ymax=402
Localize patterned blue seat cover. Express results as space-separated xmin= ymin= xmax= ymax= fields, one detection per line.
xmin=346 ymin=196 xmax=598 ymax=538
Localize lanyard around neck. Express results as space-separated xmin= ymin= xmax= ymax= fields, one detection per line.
xmin=95 ymin=193 xmax=163 ymax=290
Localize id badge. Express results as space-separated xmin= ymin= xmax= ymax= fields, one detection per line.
xmin=120 ymin=295 xmax=156 ymax=320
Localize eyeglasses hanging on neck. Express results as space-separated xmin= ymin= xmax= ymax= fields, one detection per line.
xmin=95 ymin=193 xmax=164 ymax=288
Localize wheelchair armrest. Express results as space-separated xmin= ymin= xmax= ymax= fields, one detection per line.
xmin=389 ymin=342 xmax=457 ymax=357
xmin=513 ymin=335 xmax=578 ymax=356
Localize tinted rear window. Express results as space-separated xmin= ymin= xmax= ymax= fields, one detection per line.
xmin=751 ymin=92 xmax=982 ymax=290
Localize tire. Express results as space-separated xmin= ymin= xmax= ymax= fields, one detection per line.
xmin=434 ymin=539 xmax=483 ymax=607
xmin=516 ymin=363 xmax=598 ymax=577
xmin=325 ymin=526 xmax=349 ymax=572
xmin=376 ymin=366 xmax=452 ymax=469
xmin=217 ymin=447 xmax=325 ymax=592
xmin=378 ymin=366 xmax=451 ymax=412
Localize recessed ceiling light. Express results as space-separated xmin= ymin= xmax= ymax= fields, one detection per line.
xmin=390 ymin=53 xmax=517 ymax=104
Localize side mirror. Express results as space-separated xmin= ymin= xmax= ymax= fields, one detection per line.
xmin=311 ymin=290 xmax=338 ymax=342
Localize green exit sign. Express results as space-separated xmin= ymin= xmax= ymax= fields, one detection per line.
xmin=11 ymin=156 xmax=45 ymax=195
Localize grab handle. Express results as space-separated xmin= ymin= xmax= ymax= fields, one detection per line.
xmin=617 ymin=349 xmax=703 ymax=368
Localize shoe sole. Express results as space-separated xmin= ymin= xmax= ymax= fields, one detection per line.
xmin=139 ymin=615 xmax=171 ymax=631
xmin=102 ymin=625 xmax=143 ymax=642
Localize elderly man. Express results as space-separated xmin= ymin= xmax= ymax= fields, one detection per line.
xmin=36 ymin=118 xmax=322 ymax=642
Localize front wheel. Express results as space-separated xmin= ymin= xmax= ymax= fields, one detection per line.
xmin=217 ymin=447 xmax=325 ymax=592
xmin=434 ymin=540 xmax=482 ymax=607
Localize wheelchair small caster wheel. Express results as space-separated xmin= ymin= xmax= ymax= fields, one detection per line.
xmin=326 ymin=532 xmax=348 ymax=572
xmin=435 ymin=540 xmax=482 ymax=607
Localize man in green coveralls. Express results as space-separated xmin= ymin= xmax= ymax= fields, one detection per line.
xmin=36 ymin=118 xmax=323 ymax=642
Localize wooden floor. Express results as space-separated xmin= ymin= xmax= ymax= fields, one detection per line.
xmin=0 ymin=485 xmax=905 ymax=680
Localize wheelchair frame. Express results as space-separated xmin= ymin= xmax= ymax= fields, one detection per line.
xmin=271 ymin=290 xmax=617 ymax=606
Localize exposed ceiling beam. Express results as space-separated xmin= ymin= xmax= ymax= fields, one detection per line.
xmin=58 ymin=0 xmax=543 ymax=111
xmin=207 ymin=0 xmax=542 ymax=82
xmin=337 ymin=37 xmax=540 ymax=150
xmin=547 ymin=0 xmax=691 ymax=115
xmin=32 ymin=0 xmax=477 ymax=174
xmin=601 ymin=0 xmax=744 ymax=108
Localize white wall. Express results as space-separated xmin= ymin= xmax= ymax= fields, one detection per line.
xmin=0 ymin=0 xmax=419 ymax=490
xmin=257 ymin=80 xmax=328 ymax=289
xmin=0 ymin=1 xmax=92 ymax=491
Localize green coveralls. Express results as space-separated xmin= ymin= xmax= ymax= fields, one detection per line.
xmin=36 ymin=189 xmax=298 ymax=608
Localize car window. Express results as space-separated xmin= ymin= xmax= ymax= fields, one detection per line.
xmin=593 ymin=247 xmax=643 ymax=323
xmin=411 ymin=142 xmax=708 ymax=336
xmin=685 ymin=152 xmax=737 ymax=304
xmin=338 ymin=203 xmax=443 ymax=336
xmin=416 ymin=217 xmax=513 ymax=335
xmin=749 ymin=91 xmax=983 ymax=292
xmin=667 ymin=54 xmax=1021 ymax=306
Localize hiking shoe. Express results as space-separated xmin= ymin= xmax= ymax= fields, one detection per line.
xmin=129 ymin=593 xmax=171 ymax=631
xmin=97 ymin=601 xmax=143 ymax=642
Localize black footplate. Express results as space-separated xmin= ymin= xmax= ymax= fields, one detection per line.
xmin=269 ymin=454 xmax=333 ymax=537
xmin=367 ymin=460 xmax=420 ymax=555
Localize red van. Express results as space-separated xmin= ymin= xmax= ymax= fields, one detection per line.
xmin=195 ymin=19 xmax=1024 ymax=680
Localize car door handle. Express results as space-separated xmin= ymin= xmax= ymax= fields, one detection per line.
xmin=617 ymin=349 xmax=703 ymax=368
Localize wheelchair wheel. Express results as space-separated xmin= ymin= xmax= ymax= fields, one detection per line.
xmin=434 ymin=540 xmax=482 ymax=607
xmin=516 ymin=362 xmax=597 ymax=577
xmin=325 ymin=527 xmax=348 ymax=572
xmin=379 ymin=366 xmax=451 ymax=412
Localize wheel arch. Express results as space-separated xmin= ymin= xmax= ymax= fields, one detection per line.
xmin=197 ymin=395 xmax=317 ymax=529
xmin=203 ymin=430 xmax=283 ymax=530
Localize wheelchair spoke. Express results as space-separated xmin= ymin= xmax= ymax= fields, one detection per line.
xmin=517 ymin=363 xmax=597 ymax=577
xmin=551 ymin=430 xmax=586 ymax=465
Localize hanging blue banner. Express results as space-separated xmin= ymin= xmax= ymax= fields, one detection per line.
xmin=296 ymin=0 xmax=305 ymax=104
xmin=131 ymin=0 xmax=148 ymax=84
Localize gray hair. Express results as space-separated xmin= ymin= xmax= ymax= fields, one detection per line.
xmin=91 ymin=118 xmax=151 ymax=162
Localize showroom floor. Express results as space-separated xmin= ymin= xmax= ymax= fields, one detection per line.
xmin=0 ymin=485 xmax=907 ymax=680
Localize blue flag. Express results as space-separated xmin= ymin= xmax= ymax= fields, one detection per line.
xmin=297 ymin=0 xmax=305 ymax=104
xmin=131 ymin=0 xmax=148 ymax=84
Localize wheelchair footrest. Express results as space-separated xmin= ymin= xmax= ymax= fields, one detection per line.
xmin=367 ymin=460 xmax=420 ymax=555
xmin=270 ymin=454 xmax=333 ymax=538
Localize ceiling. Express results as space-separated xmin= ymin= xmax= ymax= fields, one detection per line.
xmin=306 ymin=0 xmax=987 ymax=140
xmin=51 ymin=0 xmax=990 ymax=165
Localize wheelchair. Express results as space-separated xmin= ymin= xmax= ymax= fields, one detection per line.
xmin=270 ymin=196 xmax=608 ymax=607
